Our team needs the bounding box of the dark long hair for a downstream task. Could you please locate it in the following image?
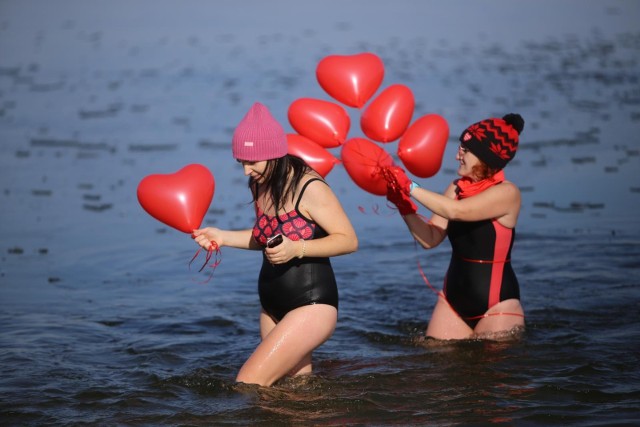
[248,155,313,213]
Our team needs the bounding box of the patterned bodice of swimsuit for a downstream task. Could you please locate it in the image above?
[253,208,317,245]
[252,178,326,246]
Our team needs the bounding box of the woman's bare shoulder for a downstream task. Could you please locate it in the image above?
[500,180,521,196]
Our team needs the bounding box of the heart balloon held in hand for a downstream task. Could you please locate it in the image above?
[137,164,215,233]
[341,138,394,196]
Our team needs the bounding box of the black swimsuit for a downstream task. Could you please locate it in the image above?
[444,218,520,328]
[253,178,338,321]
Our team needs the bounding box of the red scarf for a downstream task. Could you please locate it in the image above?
[456,170,505,199]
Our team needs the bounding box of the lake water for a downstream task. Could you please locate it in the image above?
[1,0,639,425]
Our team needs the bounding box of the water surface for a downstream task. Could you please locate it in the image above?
[1,1,639,425]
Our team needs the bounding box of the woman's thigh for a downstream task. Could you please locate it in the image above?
[474,298,525,336]
[237,304,337,386]
[260,310,276,339]
[426,297,474,340]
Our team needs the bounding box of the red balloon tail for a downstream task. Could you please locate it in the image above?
[189,240,222,284]
[356,203,381,215]
[384,200,404,216]
[357,203,395,217]
[413,239,440,296]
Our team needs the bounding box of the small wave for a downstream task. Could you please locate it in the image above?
[127,143,177,152]
[30,138,116,153]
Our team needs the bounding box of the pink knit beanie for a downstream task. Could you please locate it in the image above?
[232,102,287,161]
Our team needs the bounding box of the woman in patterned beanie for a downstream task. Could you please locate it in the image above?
[386,113,526,340]
[193,102,357,385]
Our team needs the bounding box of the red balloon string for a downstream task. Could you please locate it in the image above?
[356,203,395,216]
[377,166,407,216]
[412,235,525,321]
[346,141,386,170]
[355,165,401,216]
[189,240,222,283]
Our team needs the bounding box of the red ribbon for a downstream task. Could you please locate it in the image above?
[189,240,222,283]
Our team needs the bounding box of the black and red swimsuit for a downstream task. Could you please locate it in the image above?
[253,178,338,321]
[444,218,520,328]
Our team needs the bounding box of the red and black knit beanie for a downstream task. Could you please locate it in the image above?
[459,113,525,170]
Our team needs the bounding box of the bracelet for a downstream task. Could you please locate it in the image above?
[298,239,306,259]
[409,181,420,194]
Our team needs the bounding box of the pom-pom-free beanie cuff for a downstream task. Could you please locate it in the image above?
[232,102,287,161]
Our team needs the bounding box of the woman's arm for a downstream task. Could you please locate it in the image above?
[411,180,521,225]
[400,182,455,249]
[192,227,261,251]
[294,179,358,258]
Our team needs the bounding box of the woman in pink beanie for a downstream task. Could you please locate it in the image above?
[193,102,358,386]
[386,113,526,341]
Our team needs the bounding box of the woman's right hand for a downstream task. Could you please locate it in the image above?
[192,227,222,250]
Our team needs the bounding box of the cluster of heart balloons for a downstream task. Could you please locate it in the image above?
[137,52,450,233]
[287,52,450,195]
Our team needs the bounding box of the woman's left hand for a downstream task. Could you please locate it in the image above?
[264,235,302,264]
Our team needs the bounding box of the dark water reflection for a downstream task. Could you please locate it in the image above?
[1,0,640,425]
[4,232,638,425]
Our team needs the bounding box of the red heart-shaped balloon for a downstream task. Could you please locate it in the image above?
[137,164,215,233]
[341,138,394,195]
[361,84,415,143]
[286,133,340,178]
[316,53,385,108]
[398,114,449,178]
[288,98,350,148]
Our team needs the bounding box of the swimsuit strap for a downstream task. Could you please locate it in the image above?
[254,178,325,210]
[294,178,326,212]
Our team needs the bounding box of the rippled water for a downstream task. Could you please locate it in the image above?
[1,1,639,425]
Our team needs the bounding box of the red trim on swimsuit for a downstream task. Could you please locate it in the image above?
[488,220,512,308]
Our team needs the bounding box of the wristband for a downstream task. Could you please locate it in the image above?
[409,181,420,194]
